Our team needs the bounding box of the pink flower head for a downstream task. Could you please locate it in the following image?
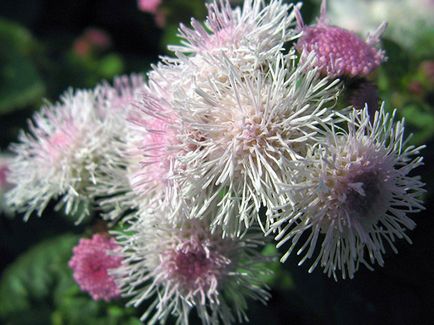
[180,1,241,53]
[69,234,122,301]
[158,222,232,303]
[116,214,271,323]
[73,28,111,57]
[172,0,297,60]
[128,87,181,198]
[295,0,386,77]
[96,74,145,119]
[138,0,161,14]
[42,120,79,164]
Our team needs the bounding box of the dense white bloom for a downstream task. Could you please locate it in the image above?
[95,74,145,119]
[175,53,340,236]
[124,0,305,217]
[161,0,301,100]
[7,90,102,220]
[91,75,146,221]
[114,207,270,324]
[125,73,189,215]
[171,0,300,59]
[5,80,145,222]
[272,105,425,279]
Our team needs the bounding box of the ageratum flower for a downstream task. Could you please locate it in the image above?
[7,90,106,221]
[115,207,271,324]
[163,0,301,99]
[127,75,184,206]
[176,53,340,236]
[295,0,386,78]
[172,0,299,58]
[272,105,425,279]
[69,234,122,301]
[91,75,146,221]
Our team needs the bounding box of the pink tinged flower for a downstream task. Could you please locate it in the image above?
[174,53,340,236]
[272,105,425,280]
[90,74,145,211]
[158,230,230,304]
[96,74,145,118]
[6,90,105,221]
[138,0,161,14]
[128,88,180,199]
[295,0,386,78]
[115,212,271,324]
[42,121,79,164]
[69,234,122,301]
[171,0,298,58]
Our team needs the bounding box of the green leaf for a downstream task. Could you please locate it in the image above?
[0,233,141,324]
[259,244,295,290]
[400,104,434,145]
[0,19,44,114]
[0,55,45,113]
[160,24,182,53]
[97,54,124,79]
[0,18,34,53]
[0,234,78,318]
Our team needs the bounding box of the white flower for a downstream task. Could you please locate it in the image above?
[114,206,271,325]
[124,1,306,219]
[126,74,184,206]
[272,105,425,279]
[6,86,133,222]
[175,53,340,236]
[159,0,301,100]
[171,0,300,59]
[91,75,146,221]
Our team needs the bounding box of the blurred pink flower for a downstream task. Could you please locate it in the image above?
[421,60,434,85]
[69,234,122,301]
[73,28,111,57]
[138,0,161,14]
[154,9,166,28]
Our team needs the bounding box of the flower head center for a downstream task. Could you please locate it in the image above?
[174,248,211,280]
[345,170,388,222]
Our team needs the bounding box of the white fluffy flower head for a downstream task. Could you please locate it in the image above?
[172,0,300,58]
[115,207,271,324]
[7,90,109,220]
[273,105,425,279]
[176,53,340,235]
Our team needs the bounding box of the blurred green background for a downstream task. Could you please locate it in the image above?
[0,0,433,324]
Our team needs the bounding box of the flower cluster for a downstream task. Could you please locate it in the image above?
[5,0,426,324]
[69,234,122,301]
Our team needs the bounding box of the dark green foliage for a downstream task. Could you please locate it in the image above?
[0,19,45,114]
[0,234,141,325]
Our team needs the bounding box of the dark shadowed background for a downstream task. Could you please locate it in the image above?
[1,1,433,324]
